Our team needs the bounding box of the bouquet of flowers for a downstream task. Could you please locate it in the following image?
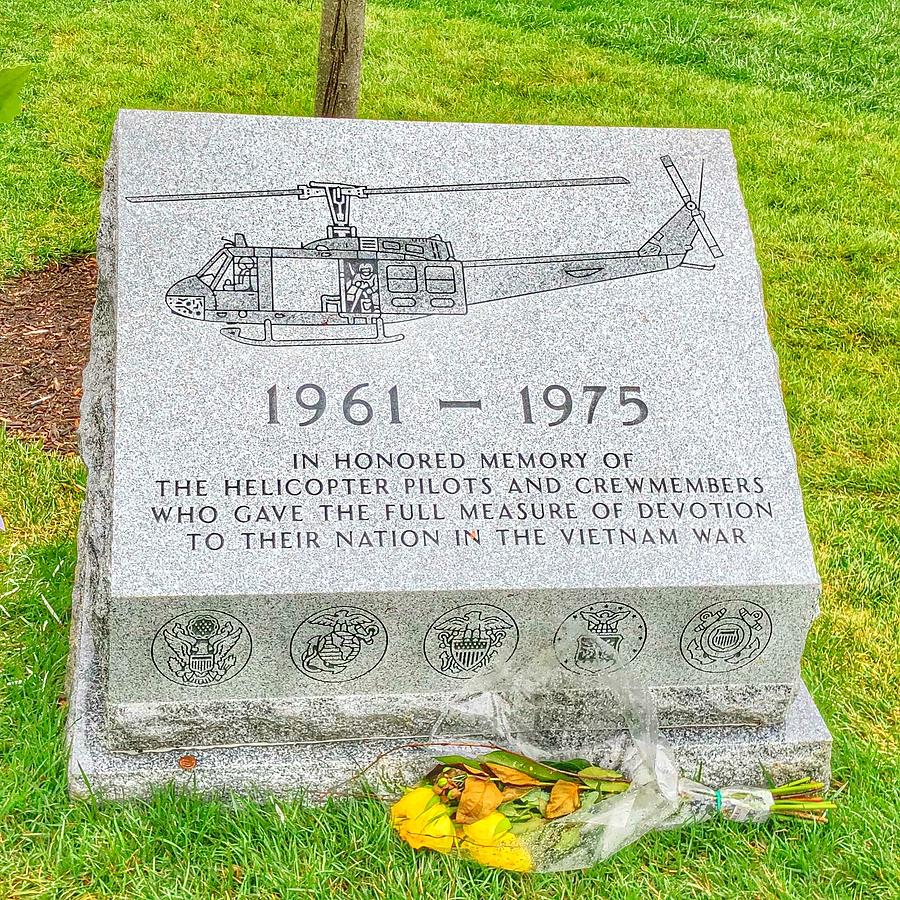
[390,747,833,872]
[382,648,833,872]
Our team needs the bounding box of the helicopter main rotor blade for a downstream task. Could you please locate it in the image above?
[126,188,307,203]
[661,156,692,204]
[127,177,627,203]
[364,177,629,196]
[659,155,723,259]
[695,213,723,258]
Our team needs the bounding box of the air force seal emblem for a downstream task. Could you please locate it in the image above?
[554,601,647,674]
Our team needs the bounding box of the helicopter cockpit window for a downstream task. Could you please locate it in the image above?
[197,251,229,287]
[221,256,258,292]
[425,265,456,294]
[386,264,418,293]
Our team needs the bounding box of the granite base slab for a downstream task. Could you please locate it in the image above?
[68,608,831,800]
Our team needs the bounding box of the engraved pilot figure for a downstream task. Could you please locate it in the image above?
[345,262,379,315]
[234,258,256,291]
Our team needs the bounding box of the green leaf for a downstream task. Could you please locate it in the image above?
[482,750,575,783]
[554,824,584,854]
[510,817,544,835]
[0,66,30,124]
[434,754,484,773]
[541,757,592,773]
[518,788,549,815]
[497,801,522,819]
[577,765,627,781]
[586,778,630,794]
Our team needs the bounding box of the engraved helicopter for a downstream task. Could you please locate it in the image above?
[126,155,722,348]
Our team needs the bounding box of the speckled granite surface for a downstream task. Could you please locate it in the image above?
[66,112,830,797]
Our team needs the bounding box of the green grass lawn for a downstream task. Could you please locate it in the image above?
[1,0,899,896]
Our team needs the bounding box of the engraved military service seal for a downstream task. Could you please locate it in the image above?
[151,611,252,687]
[424,604,518,679]
[290,606,388,682]
[554,601,647,674]
[680,600,772,672]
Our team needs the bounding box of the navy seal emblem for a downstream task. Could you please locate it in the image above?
[424,604,518,678]
[151,611,251,686]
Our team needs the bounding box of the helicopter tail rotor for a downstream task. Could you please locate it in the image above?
[661,155,723,259]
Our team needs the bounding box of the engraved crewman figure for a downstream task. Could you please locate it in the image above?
[346,262,379,314]
[234,258,256,291]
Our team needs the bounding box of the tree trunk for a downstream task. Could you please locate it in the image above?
[314,0,366,118]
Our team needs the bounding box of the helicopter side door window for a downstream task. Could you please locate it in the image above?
[220,257,258,292]
[345,261,381,314]
[425,265,456,294]
[386,265,418,294]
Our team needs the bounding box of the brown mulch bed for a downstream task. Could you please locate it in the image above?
[0,256,96,454]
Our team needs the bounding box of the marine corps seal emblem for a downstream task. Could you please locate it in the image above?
[290,606,387,682]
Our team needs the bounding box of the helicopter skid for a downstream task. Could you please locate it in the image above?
[220,319,404,348]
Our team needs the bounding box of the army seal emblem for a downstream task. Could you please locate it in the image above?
[680,600,772,672]
[554,601,647,674]
[424,604,518,679]
[151,611,251,686]
[290,606,387,682]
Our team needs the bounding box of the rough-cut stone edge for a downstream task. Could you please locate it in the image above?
[729,141,822,615]
[66,117,118,733]
[104,681,801,752]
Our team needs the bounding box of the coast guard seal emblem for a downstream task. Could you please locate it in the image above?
[290,606,387,682]
[424,604,518,679]
[554,601,647,674]
[151,611,251,686]
[680,600,772,672]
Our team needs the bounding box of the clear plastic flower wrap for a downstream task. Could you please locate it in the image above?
[380,642,832,872]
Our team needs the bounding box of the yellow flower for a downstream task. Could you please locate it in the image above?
[463,835,534,872]
[391,787,456,855]
[390,786,436,825]
[461,811,512,844]
[460,811,534,872]
[399,809,456,854]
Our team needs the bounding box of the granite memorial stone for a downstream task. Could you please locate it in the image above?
[67,110,831,797]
